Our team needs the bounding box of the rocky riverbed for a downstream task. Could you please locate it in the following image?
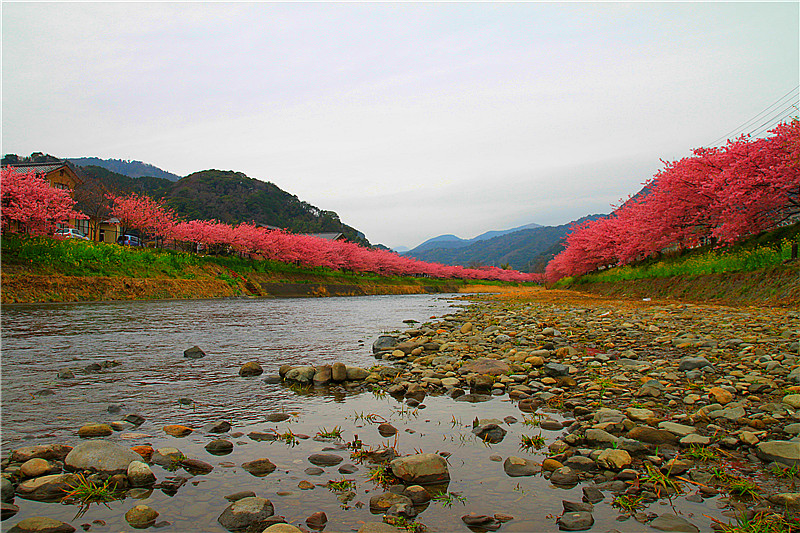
[2,288,800,533]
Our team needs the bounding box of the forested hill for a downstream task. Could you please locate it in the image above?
[76,166,369,246]
[68,157,181,182]
[404,215,603,272]
[164,170,368,245]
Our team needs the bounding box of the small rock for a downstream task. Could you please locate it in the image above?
[649,513,699,532]
[558,511,594,531]
[184,346,206,359]
[204,439,233,455]
[125,505,159,529]
[239,361,263,377]
[550,467,579,487]
[596,449,632,470]
[305,511,327,530]
[225,491,256,501]
[242,459,277,477]
[308,454,343,467]
[163,425,193,437]
[202,421,231,433]
[127,461,156,487]
[77,424,113,438]
[378,424,398,437]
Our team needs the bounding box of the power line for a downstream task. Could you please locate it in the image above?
[749,103,798,138]
[709,85,799,146]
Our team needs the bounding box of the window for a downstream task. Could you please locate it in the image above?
[52,182,68,190]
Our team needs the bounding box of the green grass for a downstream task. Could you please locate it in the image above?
[62,473,125,505]
[2,234,528,288]
[555,223,800,287]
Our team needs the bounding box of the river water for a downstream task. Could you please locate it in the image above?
[1,295,728,532]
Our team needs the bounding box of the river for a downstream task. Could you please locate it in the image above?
[1,294,727,532]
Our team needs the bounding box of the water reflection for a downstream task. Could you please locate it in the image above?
[1,294,460,448]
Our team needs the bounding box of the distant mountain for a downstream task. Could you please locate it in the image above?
[68,157,181,182]
[410,222,542,254]
[403,216,602,272]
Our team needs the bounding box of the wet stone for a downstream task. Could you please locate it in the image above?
[7,517,76,533]
[308,453,343,467]
[649,514,699,532]
[204,439,233,455]
[558,511,594,531]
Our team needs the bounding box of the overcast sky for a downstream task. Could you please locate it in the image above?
[3,3,798,249]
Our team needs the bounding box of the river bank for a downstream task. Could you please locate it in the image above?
[2,288,799,532]
[560,263,800,309]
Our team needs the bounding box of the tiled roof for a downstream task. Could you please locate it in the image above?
[3,163,65,175]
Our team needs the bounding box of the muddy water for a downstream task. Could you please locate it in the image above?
[1,295,729,532]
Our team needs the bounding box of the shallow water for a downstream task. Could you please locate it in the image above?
[1,295,729,532]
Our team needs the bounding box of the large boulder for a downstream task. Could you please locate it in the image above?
[756,441,800,467]
[65,441,141,475]
[285,366,315,383]
[12,445,72,463]
[390,453,450,485]
[373,336,399,354]
[503,456,541,477]
[649,514,699,532]
[346,366,369,381]
[16,474,81,502]
[217,497,274,532]
[7,517,76,533]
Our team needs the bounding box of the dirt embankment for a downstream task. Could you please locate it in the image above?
[0,264,513,304]
[564,263,800,308]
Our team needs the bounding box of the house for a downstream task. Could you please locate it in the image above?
[2,160,87,234]
[2,160,121,241]
[305,232,346,241]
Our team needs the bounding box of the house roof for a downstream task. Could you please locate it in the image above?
[306,232,344,241]
[3,161,82,183]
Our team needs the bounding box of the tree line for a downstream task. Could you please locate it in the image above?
[545,120,799,282]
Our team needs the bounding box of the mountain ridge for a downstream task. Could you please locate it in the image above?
[403,216,603,272]
[68,157,182,182]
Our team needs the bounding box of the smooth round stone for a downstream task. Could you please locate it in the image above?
[65,441,141,475]
[204,439,234,455]
[242,459,277,476]
[77,424,113,438]
[125,505,159,529]
[649,513,699,532]
[266,413,291,423]
[308,454,343,467]
[127,461,156,487]
[20,458,54,478]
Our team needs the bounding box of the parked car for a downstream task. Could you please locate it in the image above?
[117,234,143,246]
[55,228,89,240]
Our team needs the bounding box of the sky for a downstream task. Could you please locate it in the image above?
[3,3,798,250]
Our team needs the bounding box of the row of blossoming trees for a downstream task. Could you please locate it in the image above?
[106,194,538,282]
[545,121,800,283]
[0,167,87,235]
[0,167,537,283]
